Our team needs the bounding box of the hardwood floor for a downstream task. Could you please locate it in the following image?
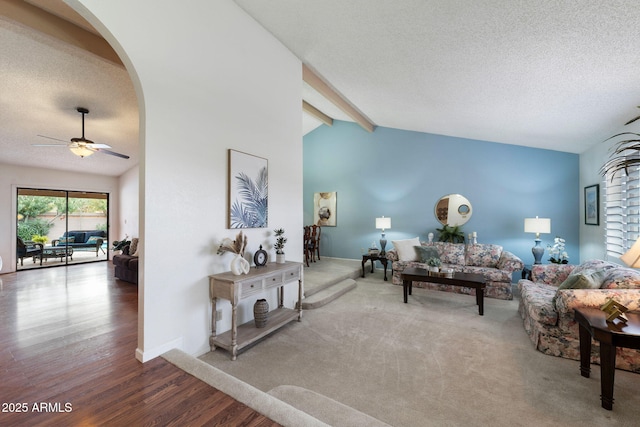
[0,262,280,426]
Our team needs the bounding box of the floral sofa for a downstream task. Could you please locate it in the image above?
[386,238,524,300]
[518,259,640,372]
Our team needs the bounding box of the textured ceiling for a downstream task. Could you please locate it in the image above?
[3,0,640,182]
[237,0,640,153]
[0,3,138,177]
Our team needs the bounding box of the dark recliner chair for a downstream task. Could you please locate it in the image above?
[17,238,43,266]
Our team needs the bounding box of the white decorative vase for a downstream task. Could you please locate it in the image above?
[230,254,250,275]
[276,253,286,264]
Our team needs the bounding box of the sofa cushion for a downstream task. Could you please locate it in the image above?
[391,237,421,261]
[465,244,503,268]
[86,235,100,244]
[601,268,640,289]
[571,259,618,275]
[415,245,439,263]
[67,231,86,243]
[429,242,465,265]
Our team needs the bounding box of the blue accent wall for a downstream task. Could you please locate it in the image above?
[304,121,580,277]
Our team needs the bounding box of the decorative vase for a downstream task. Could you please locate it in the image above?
[230,254,250,275]
[276,253,286,264]
[253,299,269,328]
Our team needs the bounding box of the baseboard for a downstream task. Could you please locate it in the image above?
[135,337,184,362]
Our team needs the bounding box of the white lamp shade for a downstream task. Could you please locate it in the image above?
[621,237,640,268]
[376,217,391,230]
[524,217,551,234]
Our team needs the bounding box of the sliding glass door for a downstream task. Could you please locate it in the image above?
[17,188,109,270]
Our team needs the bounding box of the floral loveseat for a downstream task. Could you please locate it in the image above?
[518,259,640,372]
[386,238,524,300]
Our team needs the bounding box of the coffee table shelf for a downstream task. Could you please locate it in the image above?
[401,267,486,315]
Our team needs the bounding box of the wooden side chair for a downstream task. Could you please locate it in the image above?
[311,225,321,261]
[303,226,316,267]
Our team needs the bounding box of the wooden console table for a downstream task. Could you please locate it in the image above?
[208,261,303,360]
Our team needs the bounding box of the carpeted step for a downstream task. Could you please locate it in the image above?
[267,385,391,427]
[300,278,356,310]
[304,260,361,298]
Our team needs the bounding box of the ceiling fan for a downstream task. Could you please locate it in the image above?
[34,107,130,159]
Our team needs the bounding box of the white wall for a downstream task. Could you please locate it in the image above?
[118,165,139,240]
[579,141,607,262]
[579,121,640,264]
[73,0,303,360]
[0,162,118,273]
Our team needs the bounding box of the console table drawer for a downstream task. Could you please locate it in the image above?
[240,279,263,297]
[264,272,284,288]
[284,268,301,282]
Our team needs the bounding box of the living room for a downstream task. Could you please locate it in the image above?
[0,0,638,398]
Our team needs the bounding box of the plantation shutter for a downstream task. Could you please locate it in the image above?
[605,160,640,259]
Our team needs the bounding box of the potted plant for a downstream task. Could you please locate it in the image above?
[427,257,441,272]
[548,236,569,264]
[112,235,131,253]
[274,228,287,264]
[601,106,640,178]
[435,224,465,243]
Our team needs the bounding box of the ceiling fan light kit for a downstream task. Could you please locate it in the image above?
[69,144,95,158]
[34,107,129,159]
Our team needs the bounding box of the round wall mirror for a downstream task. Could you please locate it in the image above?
[435,194,473,226]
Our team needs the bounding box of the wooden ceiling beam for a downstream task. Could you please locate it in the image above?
[303,100,333,127]
[0,0,123,67]
[302,64,375,133]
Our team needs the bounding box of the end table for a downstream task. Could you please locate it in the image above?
[574,307,640,410]
[361,253,388,281]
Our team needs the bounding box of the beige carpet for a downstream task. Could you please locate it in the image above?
[200,268,640,427]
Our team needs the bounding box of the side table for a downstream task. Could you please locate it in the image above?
[574,307,640,410]
[361,253,388,281]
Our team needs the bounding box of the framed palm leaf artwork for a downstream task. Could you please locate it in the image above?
[228,150,268,228]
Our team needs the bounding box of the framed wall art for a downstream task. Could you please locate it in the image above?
[584,184,599,226]
[228,149,268,228]
[314,192,337,226]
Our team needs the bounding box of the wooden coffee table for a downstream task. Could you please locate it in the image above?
[574,307,640,410]
[401,267,486,315]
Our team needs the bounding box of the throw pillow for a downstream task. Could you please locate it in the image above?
[553,269,607,306]
[415,245,440,263]
[129,238,139,255]
[58,236,75,244]
[86,236,100,244]
[392,237,421,261]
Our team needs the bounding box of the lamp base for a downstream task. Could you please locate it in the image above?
[380,233,387,255]
[532,238,544,264]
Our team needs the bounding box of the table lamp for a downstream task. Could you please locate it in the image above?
[376,216,391,255]
[524,216,551,264]
[621,237,640,267]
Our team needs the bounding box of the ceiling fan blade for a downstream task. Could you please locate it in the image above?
[90,143,112,149]
[37,134,68,143]
[96,148,130,159]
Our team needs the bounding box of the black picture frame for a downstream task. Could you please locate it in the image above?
[584,184,599,225]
